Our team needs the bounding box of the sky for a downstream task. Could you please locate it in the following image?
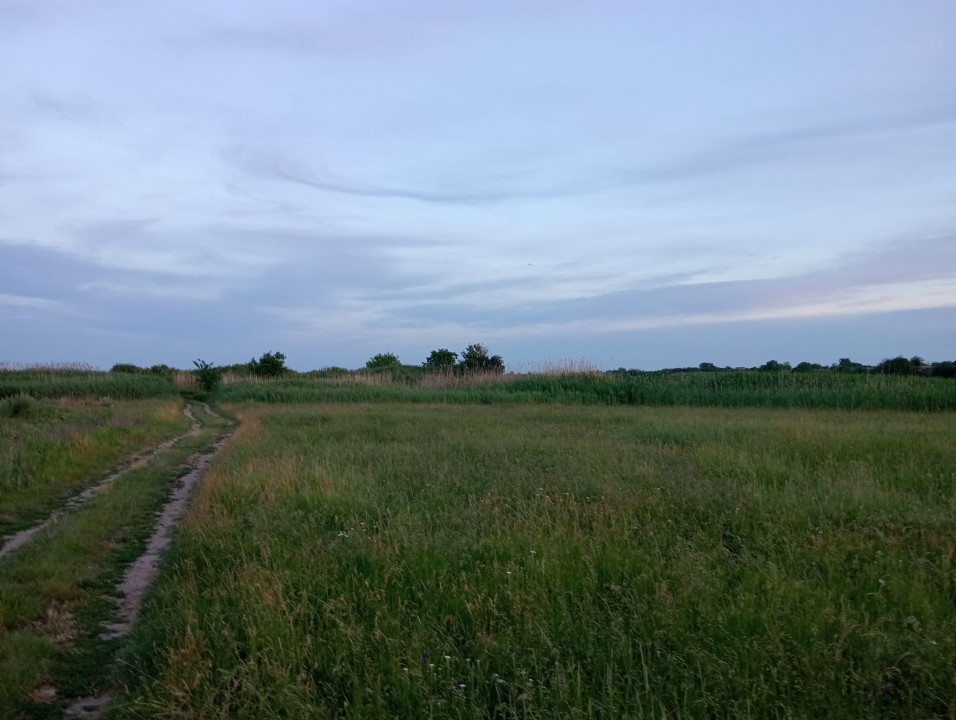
[1,0,954,371]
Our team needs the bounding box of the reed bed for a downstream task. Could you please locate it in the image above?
[0,367,177,400]
[214,370,956,411]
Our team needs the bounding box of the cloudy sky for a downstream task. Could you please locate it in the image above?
[2,1,954,371]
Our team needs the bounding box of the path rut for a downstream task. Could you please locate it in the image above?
[64,403,234,718]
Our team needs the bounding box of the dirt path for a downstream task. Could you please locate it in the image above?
[0,404,202,563]
[101,424,233,639]
[64,404,235,719]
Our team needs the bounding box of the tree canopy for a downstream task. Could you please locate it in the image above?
[459,343,504,373]
[424,348,458,370]
[249,351,288,377]
[366,352,401,370]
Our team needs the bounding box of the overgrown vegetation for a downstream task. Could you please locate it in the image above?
[115,403,956,719]
[213,369,956,411]
[0,397,189,536]
[0,367,177,400]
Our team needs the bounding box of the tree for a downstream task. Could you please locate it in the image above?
[424,348,458,371]
[793,361,822,373]
[366,352,401,370]
[698,362,718,372]
[931,360,956,378]
[875,356,918,375]
[193,359,221,392]
[835,358,862,373]
[249,351,288,377]
[759,360,791,372]
[459,343,504,373]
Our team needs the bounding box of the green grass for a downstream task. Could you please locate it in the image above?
[213,370,956,411]
[0,398,190,536]
[115,403,956,719]
[0,368,177,401]
[0,402,233,719]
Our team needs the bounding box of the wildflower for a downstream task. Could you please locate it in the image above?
[454,681,465,689]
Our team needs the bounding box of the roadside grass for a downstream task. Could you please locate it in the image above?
[213,370,956,411]
[0,398,190,536]
[116,403,956,719]
[0,403,233,719]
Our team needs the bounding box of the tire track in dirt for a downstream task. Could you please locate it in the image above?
[101,421,234,639]
[0,404,202,563]
[64,404,235,719]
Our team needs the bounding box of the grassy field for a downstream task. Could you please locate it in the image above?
[115,402,955,719]
[213,370,956,411]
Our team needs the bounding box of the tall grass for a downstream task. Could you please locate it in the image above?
[116,403,956,719]
[0,397,189,535]
[214,370,956,410]
[0,367,177,400]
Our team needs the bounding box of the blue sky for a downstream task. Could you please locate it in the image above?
[2,0,954,370]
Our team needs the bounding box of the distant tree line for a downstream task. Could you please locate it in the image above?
[109,350,956,384]
[612,356,956,378]
[364,343,505,374]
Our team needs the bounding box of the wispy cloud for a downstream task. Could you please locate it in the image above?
[0,292,78,317]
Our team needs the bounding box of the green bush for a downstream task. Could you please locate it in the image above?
[366,352,401,370]
[249,351,288,377]
[110,363,143,374]
[146,364,176,379]
[424,348,458,370]
[0,393,33,418]
[192,359,222,392]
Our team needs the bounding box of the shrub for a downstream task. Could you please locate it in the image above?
[423,349,458,371]
[0,392,33,418]
[931,361,956,378]
[110,363,143,374]
[193,359,222,392]
[366,353,401,370]
[249,351,288,377]
[147,364,176,379]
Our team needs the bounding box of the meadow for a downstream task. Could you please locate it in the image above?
[115,402,955,719]
[1,367,953,717]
